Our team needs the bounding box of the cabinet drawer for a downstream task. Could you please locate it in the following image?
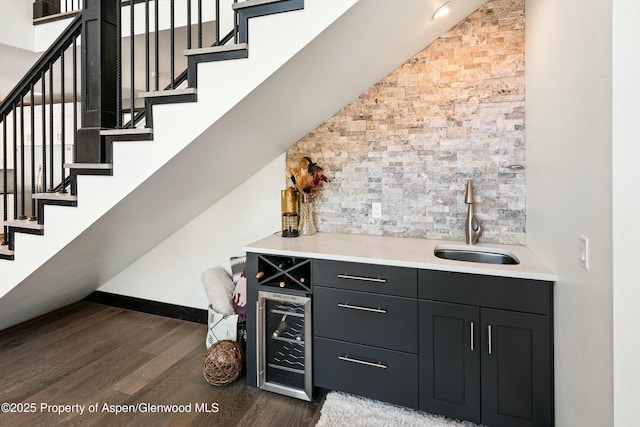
[314,286,417,353]
[314,337,418,409]
[313,260,416,297]
[419,270,552,315]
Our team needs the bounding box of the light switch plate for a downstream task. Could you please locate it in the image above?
[579,235,590,270]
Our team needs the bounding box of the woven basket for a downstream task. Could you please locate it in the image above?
[203,340,244,386]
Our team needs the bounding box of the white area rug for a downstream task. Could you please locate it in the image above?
[316,392,481,427]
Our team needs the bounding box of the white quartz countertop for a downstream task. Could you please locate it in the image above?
[244,232,556,282]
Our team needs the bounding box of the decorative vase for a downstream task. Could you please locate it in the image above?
[299,193,316,235]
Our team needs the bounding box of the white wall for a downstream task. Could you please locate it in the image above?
[612,1,640,426]
[525,1,613,426]
[0,0,73,52]
[97,153,285,308]
[0,0,35,51]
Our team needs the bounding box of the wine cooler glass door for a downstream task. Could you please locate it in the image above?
[257,291,312,401]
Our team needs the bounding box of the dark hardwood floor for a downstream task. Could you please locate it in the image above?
[0,302,324,426]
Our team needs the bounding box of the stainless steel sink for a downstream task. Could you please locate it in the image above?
[434,245,519,265]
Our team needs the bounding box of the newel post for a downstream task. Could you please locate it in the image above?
[76,0,118,163]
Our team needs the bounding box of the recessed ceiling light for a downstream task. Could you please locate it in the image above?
[433,1,451,20]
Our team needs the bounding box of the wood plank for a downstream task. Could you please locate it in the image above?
[0,302,324,426]
[111,325,205,395]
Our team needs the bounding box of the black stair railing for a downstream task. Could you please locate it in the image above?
[1,15,82,245]
[2,0,239,247]
[117,0,239,129]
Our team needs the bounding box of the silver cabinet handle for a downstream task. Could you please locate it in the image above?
[337,303,387,314]
[337,274,386,283]
[470,321,474,351]
[488,324,492,355]
[338,355,387,369]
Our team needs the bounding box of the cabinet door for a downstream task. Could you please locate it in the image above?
[481,308,552,427]
[419,300,480,424]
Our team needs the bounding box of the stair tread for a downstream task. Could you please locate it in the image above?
[139,88,197,99]
[233,0,289,10]
[184,43,248,57]
[4,219,44,230]
[0,244,14,259]
[65,163,113,169]
[32,193,78,201]
[101,128,153,136]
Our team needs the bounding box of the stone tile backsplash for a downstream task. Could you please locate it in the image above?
[286,0,525,245]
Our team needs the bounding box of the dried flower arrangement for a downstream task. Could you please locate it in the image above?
[288,156,329,194]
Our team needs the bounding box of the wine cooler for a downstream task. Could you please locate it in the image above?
[257,290,312,401]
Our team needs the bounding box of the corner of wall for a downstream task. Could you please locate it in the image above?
[612,1,640,425]
[525,0,613,426]
[97,153,286,309]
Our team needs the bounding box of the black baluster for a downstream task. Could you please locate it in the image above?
[30,84,36,220]
[170,0,175,88]
[234,0,239,44]
[73,37,78,164]
[49,62,54,193]
[198,0,202,48]
[215,0,219,45]
[19,97,26,219]
[60,49,67,193]
[187,0,192,50]
[12,105,17,219]
[116,0,122,128]
[145,0,150,92]
[41,71,46,194]
[2,116,7,242]
[155,0,159,91]
[130,0,135,127]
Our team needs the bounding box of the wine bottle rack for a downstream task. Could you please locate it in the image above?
[270,310,305,345]
[256,255,311,293]
[269,344,306,374]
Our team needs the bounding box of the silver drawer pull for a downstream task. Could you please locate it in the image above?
[470,321,475,351]
[337,274,387,283]
[338,355,387,369]
[337,303,387,314]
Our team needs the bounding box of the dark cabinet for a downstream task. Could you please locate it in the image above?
[419,270,553,427]
[419,300,481,423]
[247,250,554,427]
[481,308,552,427]
[313,260,419,408]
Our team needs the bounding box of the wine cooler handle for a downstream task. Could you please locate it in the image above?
[338,355,387,369]
[487,324,492,355]
[337,274,386,283]
[257,301,264,385]
[337,303,387,314]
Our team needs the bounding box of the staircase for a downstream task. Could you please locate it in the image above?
[0,0,487,330]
